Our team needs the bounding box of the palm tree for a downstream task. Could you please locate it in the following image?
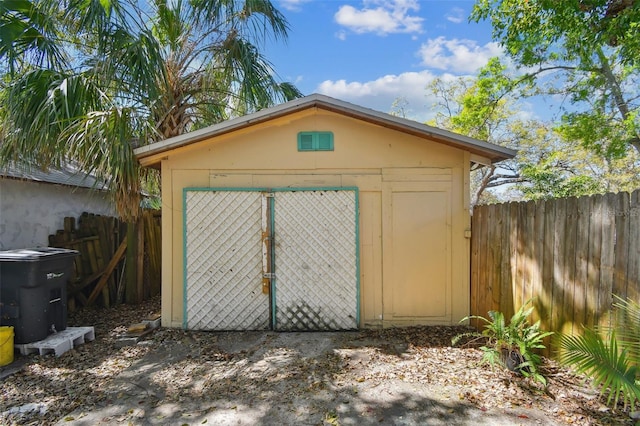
[0,0,301,220]
[558,296,640,411]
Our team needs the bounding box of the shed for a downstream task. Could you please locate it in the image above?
[135,94,515,330]
[0,163,114,250]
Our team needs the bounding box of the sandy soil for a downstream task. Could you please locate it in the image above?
[0,297,633,426]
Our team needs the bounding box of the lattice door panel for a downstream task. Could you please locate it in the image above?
[273,190,358,330]
[184,191,269,330]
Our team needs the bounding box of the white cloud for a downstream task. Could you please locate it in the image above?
[334,0,423,35]
[278,0,311,12]
[315,70,460,122]
[445,7,465,24]
[418,37,503,74]
[336,30,348,41]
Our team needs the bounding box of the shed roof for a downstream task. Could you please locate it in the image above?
[134,93,516,166]
[0,162,108,190]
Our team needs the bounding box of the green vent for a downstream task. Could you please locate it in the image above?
[297,132,334,151]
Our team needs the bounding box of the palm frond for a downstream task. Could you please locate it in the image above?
[1,0,299,221]
[191,0,289,42]
[0,0,69,74]
[559,327,640,410]
[612,295,640,366]
[1,69,102,166]
[62,106,153,220]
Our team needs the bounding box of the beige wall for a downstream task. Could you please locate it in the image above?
[156,108,471,328]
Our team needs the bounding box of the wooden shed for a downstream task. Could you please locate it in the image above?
[135,94,515,330]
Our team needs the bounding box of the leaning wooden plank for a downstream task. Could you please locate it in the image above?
[125,222,138,304]
[82,269,103,288]
[137,215,145,303]
[64,217,75,233]
[85,237,99,275]
[87,239,128,306]
[75,291,88,307]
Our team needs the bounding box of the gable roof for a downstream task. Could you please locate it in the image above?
[134,93,516,167]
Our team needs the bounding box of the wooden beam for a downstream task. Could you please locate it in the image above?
[87,239,127,306]
[137,215,145,303]
[125,221,137,304]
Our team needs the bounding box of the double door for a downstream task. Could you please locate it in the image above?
[184,188,359,331]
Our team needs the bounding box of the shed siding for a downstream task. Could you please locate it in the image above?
[160,109,471,328]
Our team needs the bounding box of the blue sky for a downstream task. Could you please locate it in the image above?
[264,0,503,122]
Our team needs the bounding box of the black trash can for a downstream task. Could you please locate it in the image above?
[0,247,78,344]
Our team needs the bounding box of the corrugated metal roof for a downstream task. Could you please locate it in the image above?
[0,162,109,190]
[134,93,517,166]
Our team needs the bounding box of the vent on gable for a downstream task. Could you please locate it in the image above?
[297,132,334,151]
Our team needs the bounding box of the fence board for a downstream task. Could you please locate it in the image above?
[540,199,555,332]
[485,204,496,315]
[508,202,519,319]
[585,196,602,329]
[514,203,526,310]
[613,192,630,298]
[628,191,640,303]
[599,194,616,328]
[550,198,566,337]
[471,189,640,352]
[523,201,536,307]
[573,196,590,334]
[490,204,502,312]
[470,202,481,325]
[499,203,513,318]
[532,200,545,325]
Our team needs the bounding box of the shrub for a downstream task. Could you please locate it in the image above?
[454,300,553,385]
[558,295,640,411]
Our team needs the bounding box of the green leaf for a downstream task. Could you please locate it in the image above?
[559,298,640,411]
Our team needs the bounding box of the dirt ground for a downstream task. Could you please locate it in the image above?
[0,297,635,425]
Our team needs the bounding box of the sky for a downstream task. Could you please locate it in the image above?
[264,0,504,123]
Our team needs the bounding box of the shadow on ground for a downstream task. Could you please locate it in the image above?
[50,329,559,426]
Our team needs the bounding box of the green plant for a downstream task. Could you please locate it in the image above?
[454,300,554,385]
[558,295,640,411]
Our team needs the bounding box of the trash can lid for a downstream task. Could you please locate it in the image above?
[0,247,80,261]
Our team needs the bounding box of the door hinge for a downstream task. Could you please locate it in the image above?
[263,273,276,279]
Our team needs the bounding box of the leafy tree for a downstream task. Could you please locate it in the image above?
[471,0,640,160]
[427,58,522,204]
[426,55,640,203]
[427,58,608,204]
[0,0,301,219]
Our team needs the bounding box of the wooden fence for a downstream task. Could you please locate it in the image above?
[471,190,640,349]
[50,210,161,310]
